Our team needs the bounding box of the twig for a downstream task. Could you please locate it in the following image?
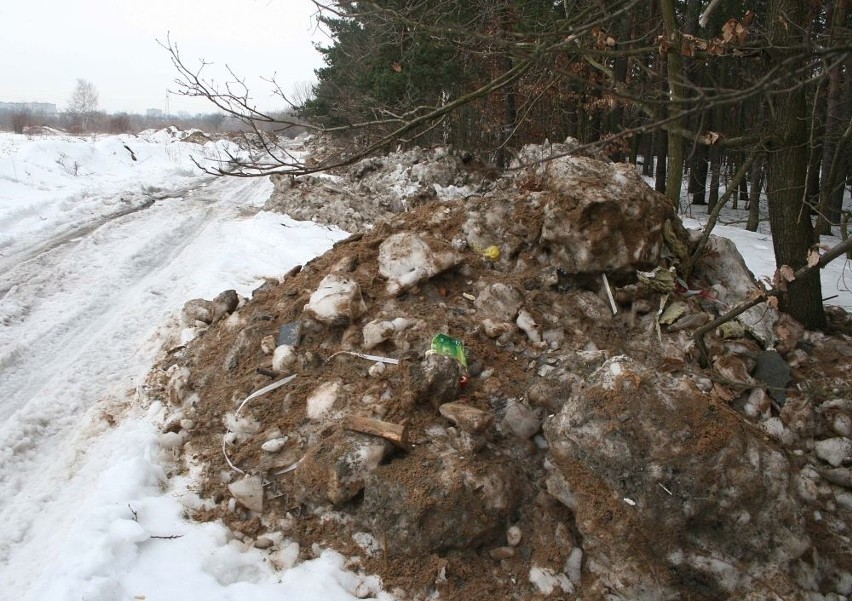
[602,273,618,315]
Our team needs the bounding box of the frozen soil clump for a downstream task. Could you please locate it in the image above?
[148,149,852,600]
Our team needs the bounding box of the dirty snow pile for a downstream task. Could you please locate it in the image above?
[265,143,495,232]
[0,129,394,601]
[147,144,852,600]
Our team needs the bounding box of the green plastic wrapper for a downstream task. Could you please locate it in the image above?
[430,333,467,367]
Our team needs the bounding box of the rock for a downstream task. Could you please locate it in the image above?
[481,318,516,340]
[753,350,791,406]
[262,438,287,453]
[306,380,342,420]
[254,536,275,549]
[408,354,461,408]
[439,402,494,433]
[820,399,852,438]
[272,344,297,373]
[503,400,540,439]
[362,320,396,350]
[815,438,852,467]
[181,298,214,326]
[368,362,386,378]
[260,335,277,355]
[564,547,583,585]
[544,356,809,599]
[212,289,240,321]
[303,274,367,326]
[358,451,520,555]
[378,232,462,295]
[228,475,264,513]
[474,283,524,322]
[536,156,671,274]
[516,309,542,345]
[294,431,391,505]
[506,525,522,546]
[489,546,515,560]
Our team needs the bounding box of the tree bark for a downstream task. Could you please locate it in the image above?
[765,0,826,329]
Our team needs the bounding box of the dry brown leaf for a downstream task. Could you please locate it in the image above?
[702,130,721,145]
[767,296,780,310]
[391,62,402,73]
[807,248,821,268]
[713,382,736,402]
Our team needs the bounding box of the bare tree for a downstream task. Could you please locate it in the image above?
[67,79,99,131]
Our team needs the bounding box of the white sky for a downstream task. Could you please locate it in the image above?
[0,0,326,115]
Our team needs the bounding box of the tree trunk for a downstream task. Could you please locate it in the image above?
[689,144,709,205]
[707,146,721,212]
[817,0,849,235]
[660,0,686,207]
[765,0,826,329]
[746,154,764,232]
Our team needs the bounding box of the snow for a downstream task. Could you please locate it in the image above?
[0,131,849,600]
[0,129,388,601]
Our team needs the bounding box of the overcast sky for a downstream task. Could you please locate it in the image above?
[0,0,325,115]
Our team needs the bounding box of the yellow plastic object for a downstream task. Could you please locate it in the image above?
[430,333,468,367]
[480,245,501,260]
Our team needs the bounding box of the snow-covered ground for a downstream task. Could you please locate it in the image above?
[0,130,388,601]
[1,131,849,601]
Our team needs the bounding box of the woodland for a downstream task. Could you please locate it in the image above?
[167,0,852,330]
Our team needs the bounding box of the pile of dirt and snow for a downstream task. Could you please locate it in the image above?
[146,147,852,600]
[264,144,497,232]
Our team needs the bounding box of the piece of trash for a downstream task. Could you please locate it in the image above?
[659,301,687,325]
[479,245,500,260]
[277,321,302,347]
[601,273,618,315]
[623,497,636,506]
[327,350,399,365]
[637,267,676,294]
[429,333,467,367]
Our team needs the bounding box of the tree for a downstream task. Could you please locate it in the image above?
[67,79,99,131]
[166,0,850,329]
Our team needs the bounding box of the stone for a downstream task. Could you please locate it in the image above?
[180,298,214,326]
[305,380,342,420]
[293,431,391,506]
[254,536,275,549]
[439,402,494,433]
[503,400,540,439]
[362,320,396,350]
[260,335,277,355]
[378,232,462,295]
[543,356,809,599]
[753,350,791,406]
[506,525,522,546]
[303,274,367,326]
[474,283,524,322]
[815,438,852,467]
[489,546,515,560]
[516,309,542,345]
[272,344,296,373]
[358,450,520,555]
[536,156,671,274]
[212,289,240,321]
[408,354,461,408]
[228,475,264,513]
[262,438,287,453]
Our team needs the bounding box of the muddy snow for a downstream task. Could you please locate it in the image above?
[143,141,852,600]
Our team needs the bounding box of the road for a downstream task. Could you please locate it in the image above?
[0,175,278,577]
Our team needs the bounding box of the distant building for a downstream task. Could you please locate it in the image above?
[146,108,164,118]
[0,101,58,116]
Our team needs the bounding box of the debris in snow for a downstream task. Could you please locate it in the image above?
[145,142,852,601]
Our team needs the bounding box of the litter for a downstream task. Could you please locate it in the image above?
[428,333,467,368]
